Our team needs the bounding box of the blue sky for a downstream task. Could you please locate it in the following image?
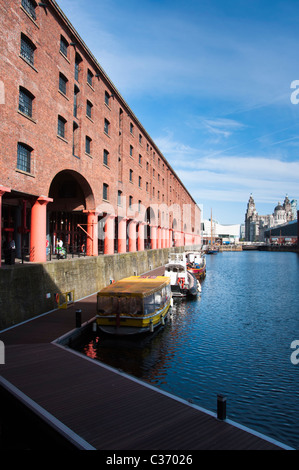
[57,0,299,225]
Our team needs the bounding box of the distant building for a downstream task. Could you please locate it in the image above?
[264,219,298,245]
[244,194,297,242]
[201,218,241,245]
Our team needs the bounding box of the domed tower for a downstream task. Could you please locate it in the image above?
[273,202,286,225]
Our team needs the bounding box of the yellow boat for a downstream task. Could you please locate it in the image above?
[96,275,172,335]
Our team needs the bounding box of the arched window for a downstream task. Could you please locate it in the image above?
[60,35,69,57]
[19,86,34,118]
[20,33,36,66]
[21,0,37,21]
[75,52,83,82]
[17,142,32,173]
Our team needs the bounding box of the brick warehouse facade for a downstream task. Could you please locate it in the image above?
[0,0,201,266]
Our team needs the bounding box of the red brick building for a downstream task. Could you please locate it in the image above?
[0,0,201,265]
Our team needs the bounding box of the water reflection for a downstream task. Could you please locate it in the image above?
[76,252,299,449]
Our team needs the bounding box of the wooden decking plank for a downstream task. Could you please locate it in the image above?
[0,342,287,450]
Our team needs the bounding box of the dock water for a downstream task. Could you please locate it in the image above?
[0,267,293,450]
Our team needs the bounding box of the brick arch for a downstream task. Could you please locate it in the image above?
[144,205,157,225]
[48,169,95,211]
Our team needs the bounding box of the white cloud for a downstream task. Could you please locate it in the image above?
[155,131,299,207]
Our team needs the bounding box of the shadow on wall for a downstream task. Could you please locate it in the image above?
[0,247,199,330]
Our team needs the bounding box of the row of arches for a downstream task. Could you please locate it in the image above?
[0,170,200,265]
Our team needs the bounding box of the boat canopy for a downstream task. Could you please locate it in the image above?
[97,275,170,298]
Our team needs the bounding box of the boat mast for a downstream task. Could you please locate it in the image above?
[211,209,213,246]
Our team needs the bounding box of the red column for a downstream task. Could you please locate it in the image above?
[0,186,11,267]
[157,227,162,249]
[161,228,165,248]
[118,217,127,253]
[104,214,115,255]
[151,225,157,249]
[128,219,137,252]
[137,222,145,252]
[169,229,173,248]
[30,196,53,263]
[85,211,99,257]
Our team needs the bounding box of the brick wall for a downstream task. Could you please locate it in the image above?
[0,0,201,240]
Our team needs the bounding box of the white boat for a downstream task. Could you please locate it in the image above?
[164,252,201,297]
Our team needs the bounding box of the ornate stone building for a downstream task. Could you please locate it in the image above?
[245,194,297,242]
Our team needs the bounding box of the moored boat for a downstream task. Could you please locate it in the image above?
[164,252,201,297]
[96,275,172,335]
[186,251,206,280]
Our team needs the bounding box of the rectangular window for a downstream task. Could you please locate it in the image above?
[87,69,93,86]
[57,116,66,138]
[139,154,142,165]
[104,118,110,135]
[20,34,35,66]
[130,122,134,134]
[130,145,133,157]
[21,0,37,21]
[59,73,68,95]
[139,134,142,144]
[105,91,110,106]
[60,36,68,57]
[118,190,122,206]
[85,136,91,154]
[103,149,109,166]
[17,143,31,173]
[129,169,133,182]
[129,196,133,208]
[139,176,142,188]
[75,53,82,82]
[103,183,108,201]
[74,85,79,118]
[73,122,79,157]
[19,88,33,117]
[86,100,93,119]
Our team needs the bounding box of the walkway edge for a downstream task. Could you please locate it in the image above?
[54,341,295,451]
[0,376,96,450]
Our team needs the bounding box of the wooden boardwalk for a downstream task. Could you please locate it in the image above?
[0,269,293,450]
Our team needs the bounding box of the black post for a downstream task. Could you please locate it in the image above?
[217,394,227,420]
[76,309,82,328]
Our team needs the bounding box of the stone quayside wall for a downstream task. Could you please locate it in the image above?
[0,246,199,330]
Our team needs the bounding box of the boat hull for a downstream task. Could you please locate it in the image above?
[171,272,198,297]
[97,300,171,336]
[187,266,206,280]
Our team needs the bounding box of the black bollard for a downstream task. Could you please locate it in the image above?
[76,309,82,328]
[217,394,227,420]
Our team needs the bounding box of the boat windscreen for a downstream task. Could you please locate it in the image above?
[97,295,143,316]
